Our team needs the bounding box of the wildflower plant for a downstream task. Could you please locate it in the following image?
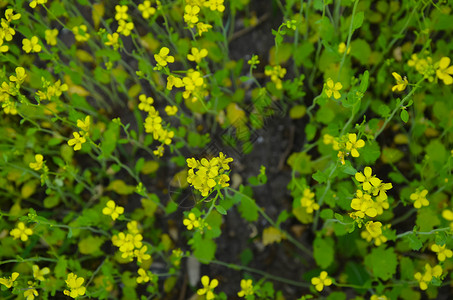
[0,0,452,299]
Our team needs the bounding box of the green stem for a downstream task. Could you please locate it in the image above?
[337,0,359,81]
[374,77,425,139]
[210,259,311,288]
[395,227,451,239]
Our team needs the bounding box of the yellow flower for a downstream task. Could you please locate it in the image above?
[183,212,200,230]
[154,47,174,69]
[431,244,453,262]
[68,132,86,151]
[32,265,50,281]
[115,5,129,21]
[325,78,342,99]
[24,286,38,300]
[187,47,208,63]
[72,25,90,42]
[0,272,19,288]
[370,296,387,300]
[29,0,47,8]
[165,105,178,116]
[64,273,86,298]
[10,222,33,241]
[197,276,219,300]
[5,9,21,22]
[414,264,442,290]
[136,268,150,284]
[436,57,453,85]
[204,0,225,12]
[351,190,377,218]
[196,22,213,36]
[166,75,183,90]
[102,200,125,220]
[355,167,381,191]
[338,42,350,54]
[138,94,154,112]
[391,72,408,92]
[265,65,286,90]
[22,36,41,53]
[409,189,429,209]
[138,1,156,19]
[311,271,332,292]
[29,154,44,171]
[365,221,382,238]
[134,245,151,263]
[9,67,27,85]
[184,5,200,27]
[77,116,91,132]
[45,29,58,46]
[237,279,254,297]
[345,133,365,157]
[0,39,9,53]
[117,20,134,36]
[105,33,120,50]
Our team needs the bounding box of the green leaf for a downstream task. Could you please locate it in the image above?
[320,209,334,219]
[215,205,227,215]
[352,11,364,31]
[360,141,381,164]
[100,121,120,158]
[400,256,415,280]
[312,170,328,183]
[54,257,67,278]
[350,39,371,65]
[364,246,397,281]
[237,193,259,222]
[435,231,448,246]
[78,236,104,256]
[344,261,371,292]
[359,70,369,93]
[334,213,344,221]
[313,236,334,269]
[405,233,423,251]
[416,208,440,232]
[400,109,409,123]
[192,234,217,264]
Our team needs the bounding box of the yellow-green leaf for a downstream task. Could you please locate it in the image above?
[262,227,286,246]
[289,105,306,119]
[78,236,104,255]
[107,179,136,195]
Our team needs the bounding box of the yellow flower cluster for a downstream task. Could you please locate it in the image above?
[324,133,365,164]
[68,116,91,151]
[113,5,134,37]
[0,67,28,115]
[166,69,208,102]
[0,272,19,289]
[186,152,233,197]
[137,268,156,284]
[361,221,389,246]
[140,93,175,157]
[112,221,151,263]
[183,0,223,35]
[35,78,68,101]
[350,167,392,221]
[414,263,442,290]
[0,9,20,53]
[183,212,211,233]
[265,65,286,90]
[300,188,319,214]
[408,53,453,84]
[63,273,86,298]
